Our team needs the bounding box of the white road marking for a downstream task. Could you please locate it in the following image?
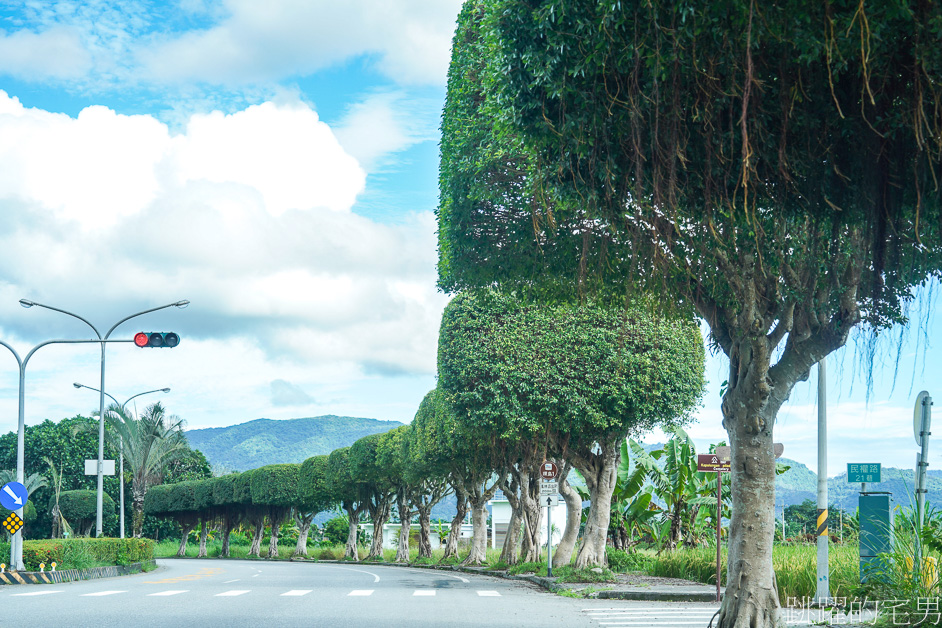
[583,606,719,627]
[281,590,312,596]
[406,568,469,583]
[223,579,240,583]
[148,590,188,596]
[348,590,374,596]
[252,574,260,577]
[413,590,436,596]
[215,590,250,597]
[477,590,501,596]
[11,590,61,596]
[329,566,381,583]
[81,591,126,597]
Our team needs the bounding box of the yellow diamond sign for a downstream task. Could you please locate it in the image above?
[2,513,23,534]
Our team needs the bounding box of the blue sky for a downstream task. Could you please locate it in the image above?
[0,0,938,479]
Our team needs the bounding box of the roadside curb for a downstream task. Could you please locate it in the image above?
[0,560,157,585]
[162,556,719,601]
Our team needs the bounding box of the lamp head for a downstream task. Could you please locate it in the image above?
[18,299,34,308]
[174,300,190,309]
[73,383,82,389]
[160,388,171,393]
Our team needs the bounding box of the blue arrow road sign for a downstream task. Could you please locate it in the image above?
[0,481,28,511]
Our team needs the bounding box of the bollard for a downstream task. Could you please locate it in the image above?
[51,562,57,572]
[0,563,5,573]
[39,563,45,572]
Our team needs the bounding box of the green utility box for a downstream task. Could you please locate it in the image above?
[859,493,893,582]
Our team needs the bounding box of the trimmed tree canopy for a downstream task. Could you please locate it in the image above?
[438,291,705,445]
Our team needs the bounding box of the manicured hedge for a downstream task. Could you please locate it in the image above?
[57,490,115,520]
[22,537,154,570]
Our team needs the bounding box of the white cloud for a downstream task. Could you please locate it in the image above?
[0,26,92,80]
[137,0,463,86]
[0,92,364,228]
[0,94,448,428]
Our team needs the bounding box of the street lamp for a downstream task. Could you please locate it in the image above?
[73,383,170,539]
[0,336,131,570]
[20,299,188,537]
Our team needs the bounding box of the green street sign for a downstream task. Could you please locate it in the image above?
[848,463,881,483]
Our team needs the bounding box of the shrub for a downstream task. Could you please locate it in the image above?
[21,537,154,570]
[606,547,652,573]
[321,516,348,546]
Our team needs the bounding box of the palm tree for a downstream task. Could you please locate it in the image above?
[104,401,193,537]
[43,457,73,538]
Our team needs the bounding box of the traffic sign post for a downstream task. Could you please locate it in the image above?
[697,454,727,602]
[914,391,933,584]
[0,482,27,512]
[540,462,559,578]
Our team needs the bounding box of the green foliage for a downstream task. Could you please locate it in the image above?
[321,516,349,546]
[22,537,153,570]
[250,464,300,508]
[299,455,333,513]
[57,490,115,522]
[0,416,121,539]
[605,548,652,574]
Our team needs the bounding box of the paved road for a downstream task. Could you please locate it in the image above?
[0,559,595,628]
[0,559,857,627]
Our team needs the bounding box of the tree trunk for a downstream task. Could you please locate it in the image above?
[221,516,234,557]
[344,505,360,560]
[268,511,286,558]
[248,514,265,557]
[441,486,468,562]
[499,508,521,565]
[519,471,543,564]
[395,492,411,563]
[716,402,785,628]
[462,500,489,566]
[572,439,619,568]
[294,511,314,557]
[176,520,194,557]
[554,466,582,568]
[198,518,209,558]
[417,505,433,559]
[132,483,146,538]
[50,505,60,539]
[368,500,390,559]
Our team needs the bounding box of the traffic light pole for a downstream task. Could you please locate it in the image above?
[20,299,188,537]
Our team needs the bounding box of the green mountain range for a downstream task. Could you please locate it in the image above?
[775,457,942,512]
[184,415,405,472]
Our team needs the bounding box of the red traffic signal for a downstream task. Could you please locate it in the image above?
[134,332,180,348]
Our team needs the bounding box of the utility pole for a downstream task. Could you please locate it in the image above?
[816,358,830,604]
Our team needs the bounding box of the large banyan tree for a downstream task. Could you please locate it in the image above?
[439,1,942,626]
[438,291,704,567]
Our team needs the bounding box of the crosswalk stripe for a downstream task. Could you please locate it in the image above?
[215,590,250,597]
[11,590,61,596]
[148,590,189,596]
[81,591,126,596]
[477,590,501,597]
[413,590,436,596]
[348,590,373,596]
[281,590,312,596]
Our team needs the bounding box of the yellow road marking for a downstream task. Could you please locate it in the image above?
[145,567,225,584]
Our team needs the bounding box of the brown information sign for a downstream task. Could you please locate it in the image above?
[697,454,730,473]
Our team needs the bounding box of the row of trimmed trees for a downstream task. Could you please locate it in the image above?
[146,292,706,568]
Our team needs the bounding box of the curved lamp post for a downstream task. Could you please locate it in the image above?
[20,298,188,537]
[73,383,170,539]
[0,337,131,570]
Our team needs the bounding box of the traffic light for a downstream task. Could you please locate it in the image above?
[134,332,180,348]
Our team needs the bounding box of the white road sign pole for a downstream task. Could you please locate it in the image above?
[914,391,932,580]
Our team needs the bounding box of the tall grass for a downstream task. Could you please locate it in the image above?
[650,543,860,602]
